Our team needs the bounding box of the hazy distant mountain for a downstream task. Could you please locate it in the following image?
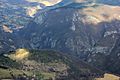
[97,0,120,6]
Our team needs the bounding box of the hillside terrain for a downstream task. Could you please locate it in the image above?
[0,0,120,79]
[21,2,120,76]
[0,49,104,80]
[95,73,120,80]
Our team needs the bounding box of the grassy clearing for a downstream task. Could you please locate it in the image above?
[95,73,120,80]
[0,68,11,79]
[42,72,56,79]
[0,68,33,79]
[0,68,56,80]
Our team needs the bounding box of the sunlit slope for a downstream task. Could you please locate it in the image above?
[82,4,120,24]
[26,0,62,6]
[7,49,29,60]
[96,73,120,80]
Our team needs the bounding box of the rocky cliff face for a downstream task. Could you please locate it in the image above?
[21,3,120,58]
[1,0,120,53]
[107,37,120,74]
[87,35,120,75]
[19,2,120,75]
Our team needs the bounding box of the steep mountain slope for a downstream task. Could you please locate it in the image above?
[1,0,119,53]
[19,2,120,75]
[88,35,120,75]
[107,37,120,75]
[0,0,120,77]
[0,49,104,80]
[21,3,120,57]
